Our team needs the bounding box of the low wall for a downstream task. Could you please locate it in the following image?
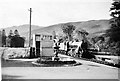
[0,47,30,60]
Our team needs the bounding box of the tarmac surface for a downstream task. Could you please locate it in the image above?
[1,54,119,79]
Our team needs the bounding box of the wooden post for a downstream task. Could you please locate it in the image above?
[29,8,32,47]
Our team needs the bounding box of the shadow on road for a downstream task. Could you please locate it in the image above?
[1,60,34,67]
[2,74,22,79]
[87,64,100,67]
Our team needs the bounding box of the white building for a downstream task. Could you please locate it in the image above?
[32,33,54,57]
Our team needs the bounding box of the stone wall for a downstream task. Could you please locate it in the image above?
[0,47,30,60]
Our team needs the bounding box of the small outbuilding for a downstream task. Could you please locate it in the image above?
[30,33,54,58]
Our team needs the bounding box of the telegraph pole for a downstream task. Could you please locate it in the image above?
[29,8,32,47]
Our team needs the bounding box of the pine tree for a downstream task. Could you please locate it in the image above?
[1,29,7,47]
[14,29,20,37]
[106,0,120,55]
[8,30,14,38]
[107,1,120,42]
[0,30,2,47]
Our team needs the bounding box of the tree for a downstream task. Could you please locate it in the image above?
[107,1,120,42]
[6,30,14,47]
[62,23,76,41]
[106,0,120,55]
[110,0,120,18]
[11,36,25,47]
[1,29,7,47]
[8,30,14,37]
[75,29,89,41]
[14,29,20,37]
[0,30,2,47]
[52,31,56,39]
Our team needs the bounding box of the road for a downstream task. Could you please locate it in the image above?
[1,54,119,79]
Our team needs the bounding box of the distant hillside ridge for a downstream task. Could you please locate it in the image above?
[26,19,110,38]
[0,24,43,36]
[1,19,110,40]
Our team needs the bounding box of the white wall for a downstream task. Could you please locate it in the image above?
[0,47,30,60]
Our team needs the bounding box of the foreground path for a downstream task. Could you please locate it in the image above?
[2,54,119,79]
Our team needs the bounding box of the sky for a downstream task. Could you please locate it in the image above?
[0,0,113,29]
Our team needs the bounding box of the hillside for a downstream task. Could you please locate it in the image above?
[0,24,43,36]
[1,19,110,41]
[23,19,110,39]
[68,20,110,37]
